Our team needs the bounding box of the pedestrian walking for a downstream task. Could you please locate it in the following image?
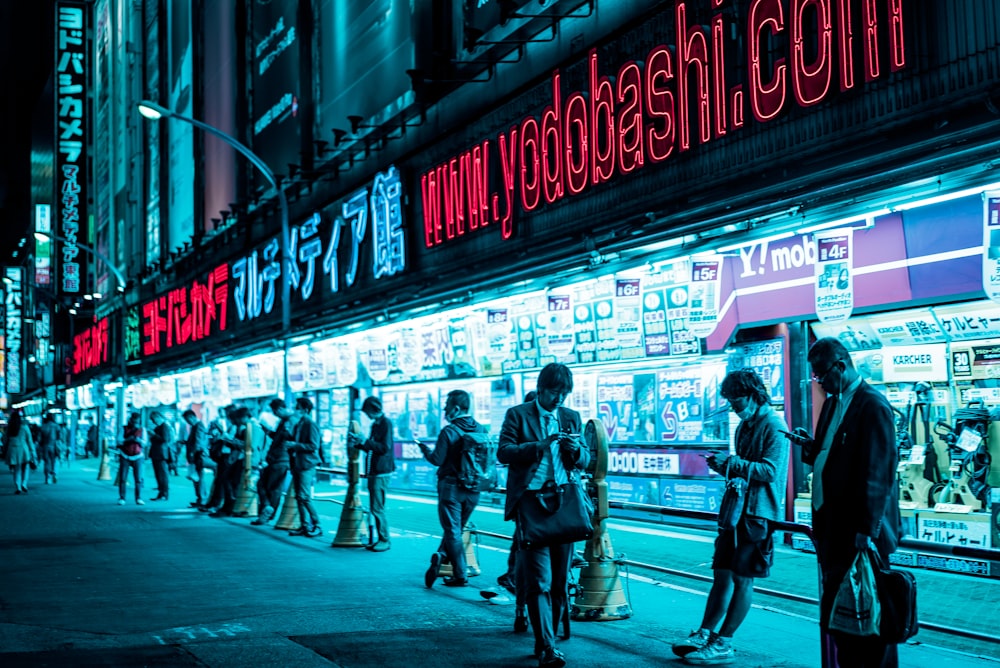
[252,399,293,526]
[420,389,490,588]
[117,413,146,506]
[182,409,210,507]
[4,409,37,494]
[350,396,395,552]
[148,411,175,501]
[39,414,61,484]
[794,337,902,667]
[498,363,589,668]
[672,368,790,665]
[286,397,323,538]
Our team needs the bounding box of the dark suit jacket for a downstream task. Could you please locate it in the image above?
[498,402,590,522]
[802,380,901,620]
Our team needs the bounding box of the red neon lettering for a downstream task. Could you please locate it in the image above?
[676,2,712,151]
[564,92,589,194]
[888,0,905,71]
[498,127,519,239]
[142,297,167,357]
[420,170,441,248]
[519,117,541,212]
[792,0,833,107]
[862,0,879,81]
[467,142,490,230]
[139,265,228,358]
[541,72,565,204]
[837,0,855,91]
[211,264,229,332]
[589,50,616,185]
[749,0,787,122]
[445,158,460,239]
[167,287,191,349]
[711,12,728,137]
[616,61,644,174]
[644,45,675,163]
[72,318,109,374]
[456,151,471,236]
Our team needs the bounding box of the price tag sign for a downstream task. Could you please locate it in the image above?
[956,427,982,453]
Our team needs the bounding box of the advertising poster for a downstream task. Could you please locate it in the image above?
[633,374,657,442]
[287,348,308,390]
[484,308,513,367]
[515,310,540,369]
[594,298,621,362]
[614,278,645,358]
[308,346,326,387]
[573,302,598,364]
[661,478,726,513]
[449,318,477,376]
[688,259,722,338]
[814,229,854,322]
[656,368,704,443]
[984,191,1000,302]
[935,300,1000,341]
[642,288,670,357]
[364,339,390,382]
[542,294,575,359]
[597,374,635,442]
[666,285,699,355]
[420,323,452,378]
[606,474,660,506]
[395,328,423,377]
[176,374,193,404]
[726,339,786,404]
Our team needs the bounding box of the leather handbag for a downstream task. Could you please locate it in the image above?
[518,479,594,550]
[870,549,919,642]
[717,459,747,531]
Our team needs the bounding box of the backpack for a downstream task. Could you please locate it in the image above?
[455,427,497,492]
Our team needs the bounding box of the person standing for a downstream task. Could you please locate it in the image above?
[498,363,590,668]
[4,409,37,494]
[39,414,61,485]
[350,396,395,552]
[182,410,210,507]
[285,397,323,537]
[420,389,489,588]
[252,399,293,525]
[672,369,790,665]
[797,337,902,667]
[117,413,146,506]
[148,411,175,501]
[202,405,236,513]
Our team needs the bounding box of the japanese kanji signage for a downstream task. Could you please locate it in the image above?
[814,229,854,323]
[4,267,23,394]
[140,264,229,357]
[55,2,89,295]
[983,190,1000,302]
[72,317,109,375]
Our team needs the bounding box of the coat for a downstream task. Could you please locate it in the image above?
[4,428,36,468]
[497,402,590,522]
[726,403,789,522]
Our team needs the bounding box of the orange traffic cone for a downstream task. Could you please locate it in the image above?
[332,422,366,547]
[96,438,112,481]
[273,487,301,531]
[231,468,259,517]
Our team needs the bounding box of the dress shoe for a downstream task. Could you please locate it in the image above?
[514,613,529,633]
[369,540,391,552]
[425,552,443,588]
[305,525,324,538]
[250,516,269,526]
[209,510,231,518]
[288,527,309,536]
[442,576,468,587]
[537,647,566,668]
[188,502,201,508]
[21,487,28,494]
[14,489,21,495]
[199,506,218,513]
[496,572,517,595]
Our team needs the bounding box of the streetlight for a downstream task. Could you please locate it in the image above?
[34,232,127,292]
[136,99,293,403]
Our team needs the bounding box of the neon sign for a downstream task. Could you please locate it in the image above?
[419,0,906,248]
[72,317,109,375]
[55,2,89,293]
[140,265,229,357]
[233,165,406,323]
[4,268,23,394]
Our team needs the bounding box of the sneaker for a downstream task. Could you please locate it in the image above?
[672,629,712,658]
[683,635,734,665]
[442,576,468,587]
[305,525,324,538]
[425,552,443,588]
[118,499,126,506]
[136,499,145,506]
[370,540,391,552]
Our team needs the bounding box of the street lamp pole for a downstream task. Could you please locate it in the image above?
[136,100,293,403]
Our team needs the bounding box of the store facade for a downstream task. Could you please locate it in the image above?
[64,2,1000,575]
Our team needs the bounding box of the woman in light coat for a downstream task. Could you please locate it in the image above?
[4,410,37,494]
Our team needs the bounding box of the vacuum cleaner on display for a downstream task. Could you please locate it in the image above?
[933,400,994,511]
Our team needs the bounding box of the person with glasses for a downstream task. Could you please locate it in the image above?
[793,337,902,667]
[673,368,789,665]
[498,363,590,668]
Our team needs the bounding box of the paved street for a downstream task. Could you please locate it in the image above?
[0,461,998,667]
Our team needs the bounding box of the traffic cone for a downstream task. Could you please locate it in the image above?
[438,523,481,578]
[273,488,301,531]
[96,438,111,481]
[231,467,259,517]
[332,422,366,547]
[570,483,632,621]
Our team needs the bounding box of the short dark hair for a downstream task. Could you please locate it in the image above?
[269,398,287,412]
[150,411,164,422]
[808,337,853,369]
[446,390,471,413]
[537,363,573,394]
[296,397,313,413]
[232,406,251,420]
[182,409,197,420]
[361,396,382,414]
[523,391,537,403]
[720,368,770,406]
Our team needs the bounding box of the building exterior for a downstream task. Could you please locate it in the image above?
[12,1,1000,575]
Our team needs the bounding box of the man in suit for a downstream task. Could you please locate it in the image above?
[499,363,590,668]
[285,397,324,538]
[795,337,902,667]
[148,411,175,501]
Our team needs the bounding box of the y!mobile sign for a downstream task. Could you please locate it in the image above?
[419,0,906,247]
[55,2,89,294]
